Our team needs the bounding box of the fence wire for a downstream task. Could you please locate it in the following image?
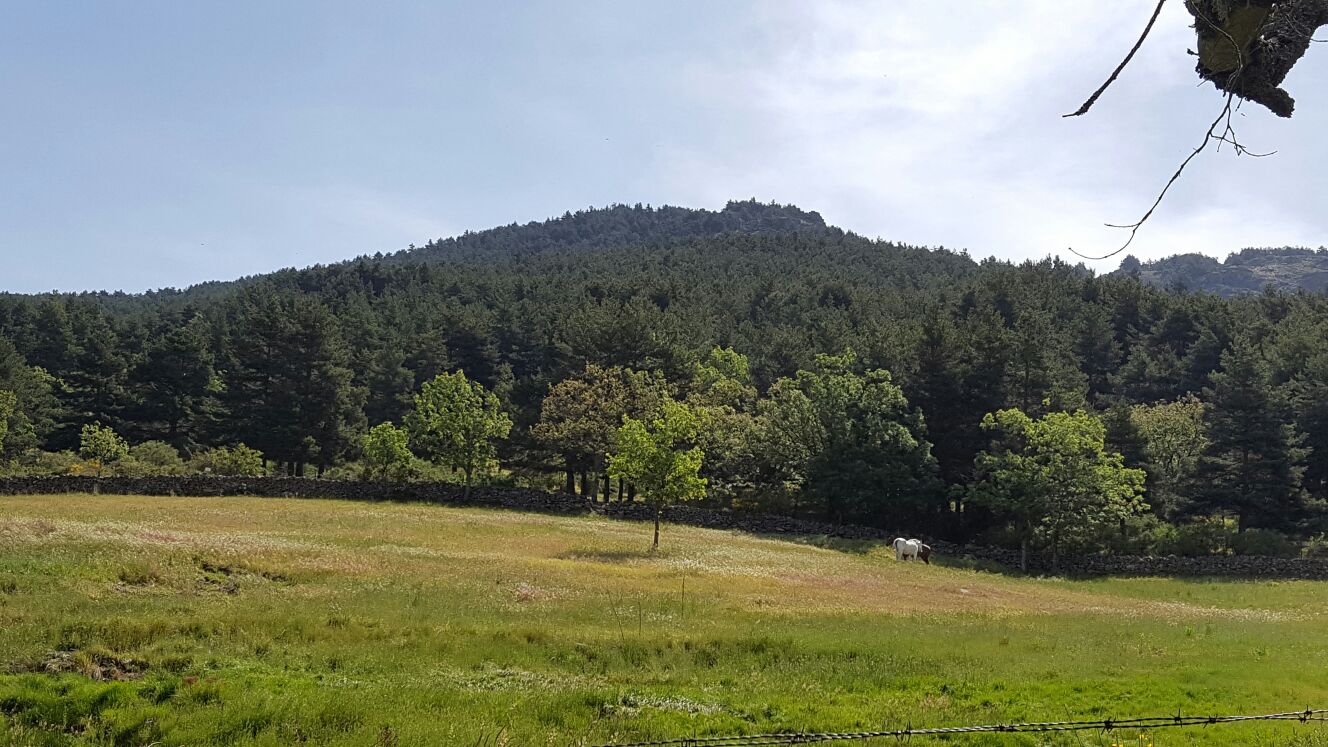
[588,708,1328,746]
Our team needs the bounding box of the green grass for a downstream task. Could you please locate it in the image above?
[3,495,1328,746]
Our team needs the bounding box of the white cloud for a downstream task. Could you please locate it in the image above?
[656,0,1327,271]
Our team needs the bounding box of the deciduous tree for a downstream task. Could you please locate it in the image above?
[361,422,415,482]
[608,397,707,550]
[1130,395,1208,520]
[79,423,128,477]
[971,409,1147,570]
[406,371,512,496]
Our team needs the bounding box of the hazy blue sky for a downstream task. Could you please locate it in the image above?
[3,1,1326,293]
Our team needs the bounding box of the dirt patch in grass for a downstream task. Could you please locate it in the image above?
[12,650,149,682]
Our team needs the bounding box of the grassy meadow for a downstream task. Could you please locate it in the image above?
[2,494,1328,746]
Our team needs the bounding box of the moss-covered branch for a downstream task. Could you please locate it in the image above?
[1188,0,1328,116]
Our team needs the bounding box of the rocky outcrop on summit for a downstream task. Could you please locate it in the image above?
[1114,248,1328,297]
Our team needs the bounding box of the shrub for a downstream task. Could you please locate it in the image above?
[116,442,186,477]
[79,424,129,477]
[1302,533,1328,558]
[1152,516,1236,556]
[1231,528,1299,557]
[13,449,85,476]
[190,444,266,477]
[361,423,415,482]
[1104,514,1168,555]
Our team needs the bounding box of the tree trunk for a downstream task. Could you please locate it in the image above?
[618,477,625,502]
[580,469,592,499]
[464,468,472,500]
[564,463,576,494]
[1019,536,1029,573]
[628,483,637,502]
[601,471,611,501]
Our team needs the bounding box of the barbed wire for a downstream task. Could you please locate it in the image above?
[588,708,1328,746]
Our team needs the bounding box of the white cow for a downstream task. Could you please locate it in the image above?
[892,537,920,561]
[892,537,933,564]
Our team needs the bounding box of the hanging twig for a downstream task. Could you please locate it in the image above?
[1067,2,1275,261]
[1064,0,1169,117]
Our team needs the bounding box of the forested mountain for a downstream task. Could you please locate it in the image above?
[1114,247,1328,296]
[385,200,829,264]
[4,201,829,311]
[3,199,1328,556]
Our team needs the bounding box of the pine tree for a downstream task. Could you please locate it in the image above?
[1289,352,1328,502]
[222,291,364,474]
[1197,341,1307,531]
[126,314,214,450]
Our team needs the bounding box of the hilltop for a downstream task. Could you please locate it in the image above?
[1115,247,1328,296]
[0,200,832,306]
[381,199,830,264]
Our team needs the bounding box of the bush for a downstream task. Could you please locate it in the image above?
[1152,516,1235,557]
[360,423,415,481]
[79,424,129,477]
[320,462,364,481]
[12,449,85,476]
[1231,528,1299,557]
[116,442,186,477]
[189,444,266,477]
[1302,533,1328,558]
[1104,514,1168,555]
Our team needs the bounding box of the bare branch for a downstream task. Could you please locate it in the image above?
[1067,2,1280,261]
[1067,94,1236,261]
[1065,0,1169,118]
[1065,0,1170,118]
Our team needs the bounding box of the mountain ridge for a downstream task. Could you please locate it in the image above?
[0,200,832,304]
[1113,247,1328,296]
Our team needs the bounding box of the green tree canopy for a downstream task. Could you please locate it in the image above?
[608,397,707,550]
[758,350,942,528]
[1197,340,1308,531]
[0,390,15,457]
[406,371,512,495]
[79,423,129,477]
[532,363,664,496]
[1130,395,1208,521]
[361,422,415,482]
[971,409,1147,570]
[0,337,60,458]
[1290,351,1328,502]
[222,290,364,474]
[690,346,757,411]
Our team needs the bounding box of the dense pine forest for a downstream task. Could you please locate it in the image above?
[3,200,1327,559]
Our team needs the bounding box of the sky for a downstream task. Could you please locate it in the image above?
[2,1,1326,294]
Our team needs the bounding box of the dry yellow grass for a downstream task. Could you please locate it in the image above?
[4,493,1328,746]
